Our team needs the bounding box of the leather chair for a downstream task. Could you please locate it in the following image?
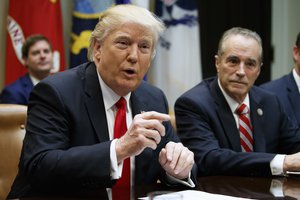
[0,104,27,199]
[170,113,177,130]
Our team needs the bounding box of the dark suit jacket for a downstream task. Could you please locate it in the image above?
[175,77,300,177]
[8,62,196,199]
[260,72,300,128]
[0,74,33,105]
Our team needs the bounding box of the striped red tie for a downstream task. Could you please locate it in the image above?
[112,97,130,200]
[236,103,254,152]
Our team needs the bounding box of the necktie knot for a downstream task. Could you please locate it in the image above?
[116,97,126,110]
[236,103,249,115]
[114,97,127,139]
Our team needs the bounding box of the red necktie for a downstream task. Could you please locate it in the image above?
[236,103,254,152]
[112,97,130,200]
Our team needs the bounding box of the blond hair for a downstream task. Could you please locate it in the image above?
[87,4,165,61]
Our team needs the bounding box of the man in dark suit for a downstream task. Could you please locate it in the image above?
[175,27,300,177]
[0,34,53,105]
[260,32,300,128]
[0,74,33,105]
[8,4,196,199]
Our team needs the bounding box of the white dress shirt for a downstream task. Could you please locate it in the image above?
[29,74,41,86]
[97,72,134,199]
[292,68,300,93]
[97,72,194,199]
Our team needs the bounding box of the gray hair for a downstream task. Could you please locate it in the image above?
[87,4,165,61]
[217,27,263,64]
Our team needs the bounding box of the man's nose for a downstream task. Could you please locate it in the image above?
[236,63,246,76]
[40,51,47,58]
[127,45,138,63]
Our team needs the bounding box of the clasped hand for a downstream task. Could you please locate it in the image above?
[115,111,194,179]
[283,152,300,172]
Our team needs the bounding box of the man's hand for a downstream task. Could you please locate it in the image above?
[115,111,170,162]
[159,142,194,180]
[283,152,300,172]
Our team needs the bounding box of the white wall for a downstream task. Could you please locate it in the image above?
[0,0,9,90]
[271,0,300,79]
[60,0,73,70]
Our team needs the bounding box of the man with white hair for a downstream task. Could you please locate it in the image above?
[8,4,196,200]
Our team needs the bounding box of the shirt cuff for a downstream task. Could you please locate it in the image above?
[270,154,286,176]
[110,139,123,179]
[166,172,195,188]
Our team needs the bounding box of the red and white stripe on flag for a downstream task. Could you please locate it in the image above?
[5,0,65,85]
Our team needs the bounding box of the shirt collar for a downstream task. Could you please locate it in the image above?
[292,68,300,93]
[217,78,250,113]
[29,74,40,86]
[97,71,131,111]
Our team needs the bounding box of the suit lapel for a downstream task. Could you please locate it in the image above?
[130,87,156,183]
[130,89,151,151]
[249,88,266,151]
[211,79,241,151]
[130,88,148,117]
[83,62,110,142]
[21,74,34,98]
[287,72,300,123]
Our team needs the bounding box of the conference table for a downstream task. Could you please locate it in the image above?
[196,176,300,200]
[16,176,300,200]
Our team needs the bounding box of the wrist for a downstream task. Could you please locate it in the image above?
[115,138,127,163]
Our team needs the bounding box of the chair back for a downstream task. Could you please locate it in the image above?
[0,104,27,199]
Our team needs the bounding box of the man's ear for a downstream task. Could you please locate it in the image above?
[215,55,220,73]
[292,45,299,62]
[93,40,101,60]
[22,57,29,68]
[256,65,261,78]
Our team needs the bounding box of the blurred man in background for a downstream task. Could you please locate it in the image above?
[0,34,53,105]
[261,32,300,128]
